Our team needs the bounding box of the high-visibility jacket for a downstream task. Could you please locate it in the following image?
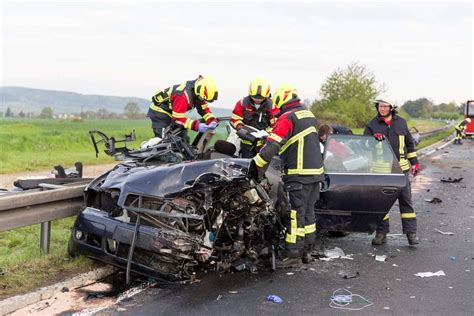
[454,119,468,132]
[364,115,418,172]
[231,96,275,131]
[253,100,324,182]
[148,79,216,131]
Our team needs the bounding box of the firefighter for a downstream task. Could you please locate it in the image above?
[253,84,324,268]
[147,75,219,141]
[364,100,419,246]
[454,118,472,144]
[231,77,275,158]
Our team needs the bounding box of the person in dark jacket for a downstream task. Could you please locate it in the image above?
[147,75,218,141]
[231,77,275,158]
[364,100,419,246]
[253,84,324,268]
[318,124,353,144]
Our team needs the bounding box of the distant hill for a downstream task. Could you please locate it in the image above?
[0,86,232,117]
[0,86,150,114]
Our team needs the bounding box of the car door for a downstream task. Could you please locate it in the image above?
[316,134,406,233]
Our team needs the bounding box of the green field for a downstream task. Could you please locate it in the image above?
[0,118,155,173]
[0,118,448,174]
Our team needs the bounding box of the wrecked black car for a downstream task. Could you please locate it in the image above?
[69,121,278,282]
[69,119,406,282]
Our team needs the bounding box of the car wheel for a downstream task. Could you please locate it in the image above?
[67,235,80,257]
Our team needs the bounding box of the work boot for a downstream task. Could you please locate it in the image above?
[302,244,314,264]
[275,257,303,269]
[407,233,419,246]
[302,252,312,264]
[371,232,387,245]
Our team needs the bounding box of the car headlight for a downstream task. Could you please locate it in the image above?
[75,230,83,240]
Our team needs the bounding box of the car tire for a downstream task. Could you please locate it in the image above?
[67,235,80,258]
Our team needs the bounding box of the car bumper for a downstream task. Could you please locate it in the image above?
[71,207,180,281]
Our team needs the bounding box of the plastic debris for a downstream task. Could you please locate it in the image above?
[229,291,238,294]
[338,271,359,279]
[435,228,454,235]
[424,197,442,204]
[392,264,399,267]
[216,294,222,301]
[286,272,294,276]
[320,247,353,261]
[415,270,446,278]
[329,288,373,311]
[440,177,463,183]
[267,295,284,304]
[343,272,360,279]
[450,256,457,261]
[375,255,387,262]
[410,296,416,299]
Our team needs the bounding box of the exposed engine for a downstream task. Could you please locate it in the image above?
[82,165,278,281]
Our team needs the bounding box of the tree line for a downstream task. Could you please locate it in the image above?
[0,102,146,120]
[311,62,464,128]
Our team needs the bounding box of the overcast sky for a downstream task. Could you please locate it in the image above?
[1,1,473,108]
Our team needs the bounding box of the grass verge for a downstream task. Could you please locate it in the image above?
[0,217,101,299]
[418,128,454,149]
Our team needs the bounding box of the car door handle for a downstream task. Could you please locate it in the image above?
[382,187,398,195]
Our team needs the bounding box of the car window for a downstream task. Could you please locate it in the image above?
[323,135,403,174]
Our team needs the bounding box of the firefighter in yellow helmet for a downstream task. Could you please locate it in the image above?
[454,117,472,144]
[231,77,275,158]
[253,84,324,268]
[147,75,218,141]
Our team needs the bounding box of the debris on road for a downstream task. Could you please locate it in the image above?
[329,288,373,311]
[229,291,238,294]
[320,247,354,261]
[440,177,463,183]
[449,256,457,261]
[425,197,443,204]
[216,294,222,301]
[286,272,294,276]
[338,271,360,279]
[434,228,454,235]
[414,270,446,278]
[266,295,284,304]
[375,255,387,262]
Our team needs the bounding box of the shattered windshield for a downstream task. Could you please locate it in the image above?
[323,135,403,174]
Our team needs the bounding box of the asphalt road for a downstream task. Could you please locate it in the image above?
[89,139,474,315]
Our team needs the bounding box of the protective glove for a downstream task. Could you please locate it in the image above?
[250,130,269,139]
[410,163,420,177]
[374,133,386,141]
[198,123,210,133]
[208,121,218,130]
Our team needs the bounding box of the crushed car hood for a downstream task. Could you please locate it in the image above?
[98,158,252,205]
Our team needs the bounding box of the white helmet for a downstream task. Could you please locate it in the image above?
[466,118,472,123]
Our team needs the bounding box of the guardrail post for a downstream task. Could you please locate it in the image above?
[40,221,51,254]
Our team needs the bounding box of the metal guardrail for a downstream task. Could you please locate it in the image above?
[419,124,453,139]
[0,182,88,253]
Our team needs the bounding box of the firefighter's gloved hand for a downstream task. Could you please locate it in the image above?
[374,133,386,141]
[250,130,269,139]
[208,121,218,130]
[198,123,211,133]
[410,163,420,177]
